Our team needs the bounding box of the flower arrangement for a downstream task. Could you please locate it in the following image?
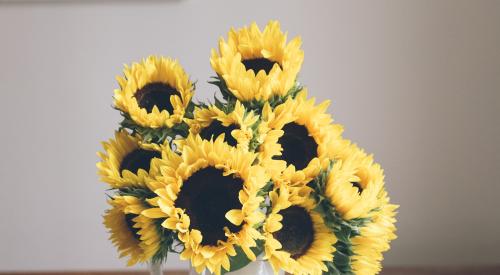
[97,21,397,275]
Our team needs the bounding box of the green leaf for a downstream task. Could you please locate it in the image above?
[221,240,264,274]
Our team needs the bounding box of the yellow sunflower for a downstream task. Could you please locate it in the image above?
[114,55,194,128]
[350,193,398,275]
[210,20,303,102]
[324,144,385,220]
[181,101,258,151]
[97,130,161,189]
[141,135,268,275]
[103,195,161,266]
[263,186,337,275]
[259,90,344,185]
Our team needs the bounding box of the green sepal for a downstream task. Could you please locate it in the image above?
[208,76,239,110]
[325,261,343,275]
[184,100,196,120]
[248,118,263,152]
[151,222,175,264]
[257,181,274,198]
[331,239,354,275]
[264,81,303,109]
[118,112,189,144]
[117,186,157,200]
[208,76,304,112]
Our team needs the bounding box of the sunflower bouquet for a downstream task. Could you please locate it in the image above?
[97,21,397,275]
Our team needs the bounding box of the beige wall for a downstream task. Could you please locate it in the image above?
[1,0,499,271]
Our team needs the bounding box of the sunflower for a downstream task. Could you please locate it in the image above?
[324,144,385,220]
[181,101,258,151]
[350,193,398,275]
[210,20,303,102]
[263,186,337,275]
[114,55,194,128]
[141,135,268,275]
[103,195,161,266]
[97,131,161,189]
[259,90,344,185]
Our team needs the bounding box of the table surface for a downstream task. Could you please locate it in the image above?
[2,267,500,275]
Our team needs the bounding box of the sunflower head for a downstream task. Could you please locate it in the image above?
[97,131,161,189]
[103,195,161,266]
[146,135,268,274]
[325,144,385,220]
[263,186,337,275]
[350,193,398,275]
[114,56,194,128]
[181,101,258,151]
[258,90,343,185]
[211,20,304,102]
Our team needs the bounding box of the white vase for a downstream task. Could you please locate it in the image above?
[188,259,283,275]
[149,262,163,275]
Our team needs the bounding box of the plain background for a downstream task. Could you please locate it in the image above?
[1,0,499,272]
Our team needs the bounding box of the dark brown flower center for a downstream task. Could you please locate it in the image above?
[242,58,280,74]
[175,167,243,246]
[199,120,238,146]
[120,149,161,174]
[351,182,363,194]
[134,82,180,113]
[273,206,314,259]
[273,122,318,170]
[124,213,141,240]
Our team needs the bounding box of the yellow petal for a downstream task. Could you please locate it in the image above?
[142,208,168,218]
[225,209,244,226]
